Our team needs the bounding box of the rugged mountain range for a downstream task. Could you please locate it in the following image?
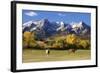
[23,19,90,39]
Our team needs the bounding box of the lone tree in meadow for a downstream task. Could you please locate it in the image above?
[65,34,79,52]
[23,31,37,48]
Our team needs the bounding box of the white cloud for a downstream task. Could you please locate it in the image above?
[58,13,66,16]
[25,11,37,16]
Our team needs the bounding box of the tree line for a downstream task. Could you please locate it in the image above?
[23,31,90,50]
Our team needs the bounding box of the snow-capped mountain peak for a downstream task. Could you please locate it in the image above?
[70,21,90,34]
[23,19,90,38]
[56,21,66,31]
[23,20,33,30]
[71,21,83,29]
[23,19,49,31]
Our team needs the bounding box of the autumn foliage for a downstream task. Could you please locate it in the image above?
[23,31,90,50]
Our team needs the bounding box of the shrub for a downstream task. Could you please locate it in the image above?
[78,39,90,49]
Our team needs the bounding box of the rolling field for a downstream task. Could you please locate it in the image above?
[22,49,91,63]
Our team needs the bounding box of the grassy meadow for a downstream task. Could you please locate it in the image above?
[22,49,91,63]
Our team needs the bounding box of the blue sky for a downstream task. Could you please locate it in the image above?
[22,10,91,26]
